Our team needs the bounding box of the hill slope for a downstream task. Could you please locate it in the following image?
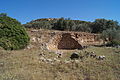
[0,29,120,80]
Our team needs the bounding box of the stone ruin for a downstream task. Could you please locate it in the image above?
[27,29,103,50]
[57,33,83,50]
[47,32,103,50]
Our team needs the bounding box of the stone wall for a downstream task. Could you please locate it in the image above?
[28,29,103,50]
[47,32,103,50]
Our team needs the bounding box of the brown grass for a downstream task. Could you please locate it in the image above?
[0,46,120,80]
[0,29,120,80]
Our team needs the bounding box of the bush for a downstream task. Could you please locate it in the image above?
[24,17,92,32]
[0,13,30,50]
[91,19,119,33]
[106,40,120,47]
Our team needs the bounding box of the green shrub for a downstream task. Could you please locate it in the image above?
[106,40,120,47]
[0,13,30,50]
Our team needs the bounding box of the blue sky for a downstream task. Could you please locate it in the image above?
[1,0,120,24]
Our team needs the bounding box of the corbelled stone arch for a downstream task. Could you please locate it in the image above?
[57,33,83,50]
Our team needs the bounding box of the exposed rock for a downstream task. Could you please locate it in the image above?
[64,60,71,64]
[90,52,96,58]
[0,62,4,67]
[70,52,79,60]
[31,37,36,42]
[96,55,106,60]
[31,29,39,32]
[79,55,84,59]
[90,54,97,58]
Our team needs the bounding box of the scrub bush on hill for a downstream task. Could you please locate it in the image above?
[106,40,120,47]
[24,17,92,32]
[0,13,30,50]
[102,28,120,46]
[24,18,120,33]
[91,19,120,33]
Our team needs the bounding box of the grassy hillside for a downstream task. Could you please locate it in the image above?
[0,29,119,80]
[0,46,120,80]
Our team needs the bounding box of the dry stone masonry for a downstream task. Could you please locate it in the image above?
[57,33,83,50]
[47,31,103,50]
[28,29,103,50]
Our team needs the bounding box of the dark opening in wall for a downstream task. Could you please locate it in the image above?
[57,33,83,50]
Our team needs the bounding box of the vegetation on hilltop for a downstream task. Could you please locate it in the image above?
[0,13,30,50]
[24,17,120,33]
[101,28,120,46]
[24,17,120,46]
[24,18,92,32]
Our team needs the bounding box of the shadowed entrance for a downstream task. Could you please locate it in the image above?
[57,33,83,50]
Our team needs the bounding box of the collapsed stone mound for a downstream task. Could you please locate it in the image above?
[57,33,83,50]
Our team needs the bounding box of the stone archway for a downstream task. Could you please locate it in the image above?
[57,33,83,50]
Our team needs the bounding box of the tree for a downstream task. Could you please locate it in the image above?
[0,13,7,17]
[91,19,119,33]
[0,13,30,50]
[73,23,91,32]
[102,28,120,46]
[53,18,65,30]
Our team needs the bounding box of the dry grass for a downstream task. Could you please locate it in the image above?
[0,46,120,80]
[0,29,120,80]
